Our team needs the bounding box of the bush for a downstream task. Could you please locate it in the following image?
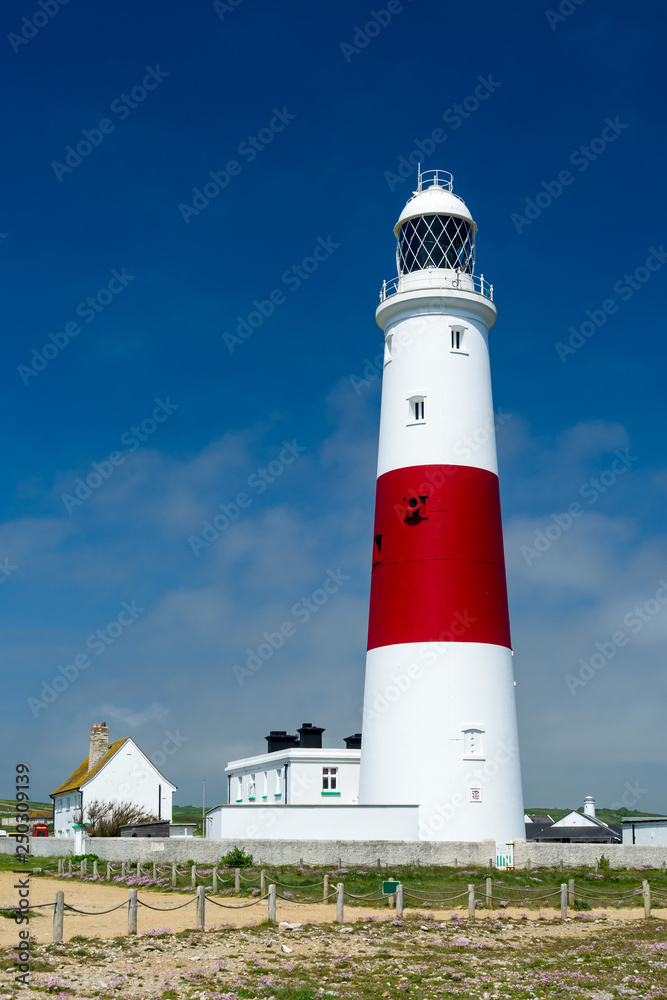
[598,854,610,870]
[220,845,253,868]
[70,854,100,864]
[74,801,157,838]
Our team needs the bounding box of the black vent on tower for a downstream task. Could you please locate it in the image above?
[297,723,325,748]
[344,733,362,750]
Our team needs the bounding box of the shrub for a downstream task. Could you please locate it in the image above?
[220,845,253,868]
[598,854,610,870]
[74,801,157,838]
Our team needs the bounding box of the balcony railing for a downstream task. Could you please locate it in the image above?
[379,271,494,303]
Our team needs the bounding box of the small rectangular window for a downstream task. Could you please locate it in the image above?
[322,767,338,790]
[451,327,466,351]
[408,396,426,423]
[470,787,482,802]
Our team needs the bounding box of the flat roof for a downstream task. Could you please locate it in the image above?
[621,816,667,824]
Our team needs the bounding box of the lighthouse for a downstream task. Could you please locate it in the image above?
[358,170,524,845]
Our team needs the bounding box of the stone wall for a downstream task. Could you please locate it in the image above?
[514,838,667,870]
[4,836,667,868]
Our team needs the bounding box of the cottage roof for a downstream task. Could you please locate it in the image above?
[50,738,130,796]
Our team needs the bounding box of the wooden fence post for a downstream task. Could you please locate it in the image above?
[137,862,142,879]
[396,883,404,918]
[568,878,574,907]
[268,884,276,924]
[486,877,492,910]
[489,857,494,872]
[468,884,476,919]
[92,861,98,879]
[235,868,241,892]
[152,862,157,880]
[67,860,72,876]
[191,864,197,888]
[53,892,64,942]
[260,869,266,895]
[559,859,564,872]
[171,862,177,887]
[643,880,651,919]
[105,863,111,880]
[212,867,218,891]
[560,883,567,921]
[80,859,86,877]
[526,858,532,871]
[196,885,206,927]
[336,883,345,922]
[128,889,138,934]
[323,874,329,902]
[121,862,127,878]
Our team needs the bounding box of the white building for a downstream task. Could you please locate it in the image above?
[207,725,368,838]
[622,817,667,845]
[51,722,177,838]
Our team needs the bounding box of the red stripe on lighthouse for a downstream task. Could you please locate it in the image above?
[367,464,511,651]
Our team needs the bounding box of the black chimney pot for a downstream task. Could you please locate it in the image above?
[344,733,362,749]
[297,723,325,749]
[265,730,299,753]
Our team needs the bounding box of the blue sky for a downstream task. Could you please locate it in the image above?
[1,0,666,813]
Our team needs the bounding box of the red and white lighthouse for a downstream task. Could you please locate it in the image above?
[358,170,524,844]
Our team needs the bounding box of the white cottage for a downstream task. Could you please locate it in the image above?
[206,724,367,839]
[51,723,177,838]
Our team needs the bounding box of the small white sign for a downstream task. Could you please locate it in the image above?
[470,787,482,802]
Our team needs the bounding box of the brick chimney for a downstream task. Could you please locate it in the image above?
[88,723,109,771]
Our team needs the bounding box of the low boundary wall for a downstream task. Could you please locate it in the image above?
[3,837,667,868]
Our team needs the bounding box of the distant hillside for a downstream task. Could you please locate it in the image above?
[526,806,665,826]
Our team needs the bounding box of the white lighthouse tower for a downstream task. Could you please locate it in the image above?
[358,170,524,845]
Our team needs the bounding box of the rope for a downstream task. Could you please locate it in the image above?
[138,898,197,911]
[64,901,129,915]
[266,878,326,889]
[403,889,470,902]
[571,889,638,901]
[342,889,385,900]
[206,894,269,909]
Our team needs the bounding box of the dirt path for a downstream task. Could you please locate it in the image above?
[1,871,663,944]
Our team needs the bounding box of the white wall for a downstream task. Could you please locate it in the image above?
[206,804,419,841]
[54,792,81,837]
[359,641,524,846]
[622,821,667,845]
[375,288,498,478]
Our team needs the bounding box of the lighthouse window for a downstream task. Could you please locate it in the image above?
[451,327,466,350]
[397,214,475,274]
[384,334,393,365]
[408,396,425,423]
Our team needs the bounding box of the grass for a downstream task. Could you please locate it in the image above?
[28,857,667,911]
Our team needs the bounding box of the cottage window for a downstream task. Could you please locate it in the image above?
[322,767,338,791]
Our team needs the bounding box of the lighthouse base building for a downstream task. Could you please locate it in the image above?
[210,170,524,852]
